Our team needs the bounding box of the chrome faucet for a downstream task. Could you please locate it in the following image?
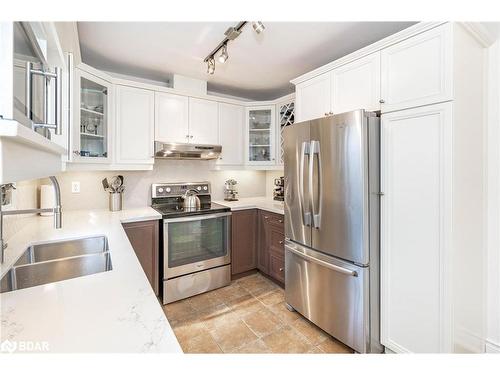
[0,176,62,263]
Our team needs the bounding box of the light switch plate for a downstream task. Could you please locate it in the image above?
[71,181,80,193]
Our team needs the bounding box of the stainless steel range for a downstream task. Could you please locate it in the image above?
[151,182,231,304]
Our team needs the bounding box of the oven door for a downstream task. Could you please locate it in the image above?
[163,212,231,279]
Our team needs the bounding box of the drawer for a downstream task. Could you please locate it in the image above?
[261,211,284,229]
[269,227,285,256]
[269,252,285,283]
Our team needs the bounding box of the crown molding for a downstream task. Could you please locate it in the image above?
[460,22,496,47]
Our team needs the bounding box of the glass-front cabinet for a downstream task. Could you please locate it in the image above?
[245,106,276,165]
[73,68,111,162]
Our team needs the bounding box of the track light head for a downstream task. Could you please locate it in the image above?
[218,44,229,63]
[207,57,215,74]
[252,21,265,34]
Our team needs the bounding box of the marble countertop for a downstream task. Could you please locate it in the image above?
[213,196,284,215]
[0,208,182,353]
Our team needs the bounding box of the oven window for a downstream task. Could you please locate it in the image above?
[167,216,228,268]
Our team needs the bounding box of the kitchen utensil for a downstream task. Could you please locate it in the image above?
[102,178,110,191]
[182,189,201,210]
[118,175,124,188]
[110,176,121,192]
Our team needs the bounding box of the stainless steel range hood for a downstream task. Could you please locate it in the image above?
[154,141,222,160]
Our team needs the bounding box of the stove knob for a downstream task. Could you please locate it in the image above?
[203,186,208,191]
[166,187,171,193]
[197,186,201,191]
[158,188,164,193]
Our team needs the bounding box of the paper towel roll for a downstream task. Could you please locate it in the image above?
[40,184,55,216]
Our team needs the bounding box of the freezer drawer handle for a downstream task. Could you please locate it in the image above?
[286,245,358,277]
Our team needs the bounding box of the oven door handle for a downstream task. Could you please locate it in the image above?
[163,211,232,224]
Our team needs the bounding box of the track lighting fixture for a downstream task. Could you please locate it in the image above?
[203,21,266,74]
[218,44,229,63]
[252,21,265,34]
[207,57,215,74]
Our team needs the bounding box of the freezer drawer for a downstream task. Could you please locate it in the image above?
[285,241,373,353]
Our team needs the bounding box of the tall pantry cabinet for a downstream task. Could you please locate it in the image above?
[292,22,487,353]
[380,23,485,354]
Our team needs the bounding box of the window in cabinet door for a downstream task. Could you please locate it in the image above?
[246,106,275,165]
[78,75,109,159]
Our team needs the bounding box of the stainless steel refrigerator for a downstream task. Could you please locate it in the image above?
[283,110,382,353]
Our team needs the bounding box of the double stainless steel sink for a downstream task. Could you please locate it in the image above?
[1,236,113,293]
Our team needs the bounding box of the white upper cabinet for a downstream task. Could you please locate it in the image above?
[115,85,154,164]
[154,92,189,143]
[380,24,452,112]
[295,72,331,122]
[331,52,381,114]
[380,102,453,353]
[188,97,219,144]
[217,102,244,165]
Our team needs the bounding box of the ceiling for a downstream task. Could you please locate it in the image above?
[78,22,416,100]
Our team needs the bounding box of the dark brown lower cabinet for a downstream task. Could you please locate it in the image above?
[232,208,284,284]
[122,220,159,296]
[231,209,258,275]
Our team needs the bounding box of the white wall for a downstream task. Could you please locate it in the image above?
[486,39,500,354]
[46,160,267,211]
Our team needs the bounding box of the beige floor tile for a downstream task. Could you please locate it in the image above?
[258,289,285,306]
[245,280,278,296]
[197,304,239,331]
[226,294,266,317]
[317,337,354,353]
[262,326,313,353]
[216,284,251,301]
[180,331,222,353]
[242,308,284,338]
[267,301,301,324]
[187,290,226,310]
[163,299,197,321]
[307,346,324,354]
[173,319,208,344]
[291,317,329,345]
[233,339,272,353]
[210,319,258,352]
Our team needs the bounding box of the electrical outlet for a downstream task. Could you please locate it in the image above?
[71,181,80,193]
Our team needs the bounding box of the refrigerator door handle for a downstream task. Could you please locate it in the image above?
[310,140,323,229]
[299,141,311,227]
[286,244,358,277]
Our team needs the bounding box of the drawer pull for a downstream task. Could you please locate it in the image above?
[279,240,284,244]
[286,245,358,277]
[279,268,284,272]
[278,219,283,223]
[264,216,269,219]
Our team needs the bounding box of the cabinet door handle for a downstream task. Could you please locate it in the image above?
[185,135,189,138]
[279,268,284,272]
[278,219,283,223]
[264,216,269,220]
[279,240,284,244]
[190,135,193,138]
[379,99,385,104]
